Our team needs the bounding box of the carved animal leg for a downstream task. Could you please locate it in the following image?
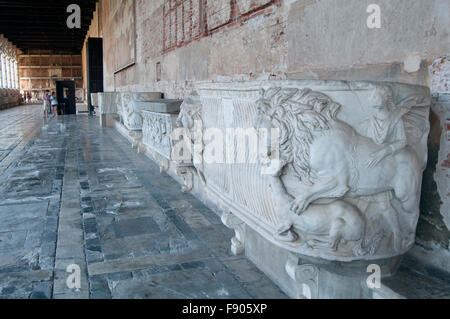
[290,177,349,214]
[306,238,330,249]
[328,218,345,251]
[221,212,246,256]
[267,175,298,242]
[275,222,298,242]
[268,176,294,206]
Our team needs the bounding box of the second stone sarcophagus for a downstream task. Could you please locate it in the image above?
[121,92,163,131]
[141,100,183,172]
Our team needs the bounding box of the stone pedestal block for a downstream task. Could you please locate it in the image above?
[0,89,21,109]
[245,225,402,299]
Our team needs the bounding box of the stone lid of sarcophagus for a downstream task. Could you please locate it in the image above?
[136,99,183,114]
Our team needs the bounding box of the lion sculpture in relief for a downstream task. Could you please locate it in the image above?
[122,93,142,130]
[257,86,428,255]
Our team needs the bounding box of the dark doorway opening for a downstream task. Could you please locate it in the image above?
[86,38,104,115]
[56,81,76,115]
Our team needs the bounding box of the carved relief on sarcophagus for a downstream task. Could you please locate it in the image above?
[141,100,183,173]
[176,80,431,262]
[121,92,163,131]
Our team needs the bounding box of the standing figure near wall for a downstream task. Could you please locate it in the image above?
[42,90,51,118]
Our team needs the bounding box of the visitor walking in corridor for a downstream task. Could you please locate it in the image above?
[50,92,58,117]
[42,90,50,118]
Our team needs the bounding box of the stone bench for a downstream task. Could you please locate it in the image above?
[0,89,21,109]
[176,80,431,298]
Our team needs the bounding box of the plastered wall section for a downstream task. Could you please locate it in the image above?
[97,0,450,272]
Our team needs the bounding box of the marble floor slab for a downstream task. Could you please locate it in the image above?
[0,105,287,299]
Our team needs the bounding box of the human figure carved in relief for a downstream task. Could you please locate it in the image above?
[363,85,409,168]
[176,92,207,185]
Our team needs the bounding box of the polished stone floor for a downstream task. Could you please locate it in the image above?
[0,105,287,299]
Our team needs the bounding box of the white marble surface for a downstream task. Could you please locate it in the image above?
[177,80,431,262]
[136,99,183,114]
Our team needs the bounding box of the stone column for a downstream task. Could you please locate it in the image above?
[0,54,3,89]
[9,56,15,90]
[6,56,11,89]
[1,54,6,88]
[13,60,18,89]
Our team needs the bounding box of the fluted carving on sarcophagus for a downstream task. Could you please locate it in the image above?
[175,81,430,262]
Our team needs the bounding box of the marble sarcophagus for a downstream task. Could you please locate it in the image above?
[141,100,183,173]
[120,92,163,131]
[175,80,431,298]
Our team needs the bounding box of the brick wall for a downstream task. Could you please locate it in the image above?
[162,0,277,52]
